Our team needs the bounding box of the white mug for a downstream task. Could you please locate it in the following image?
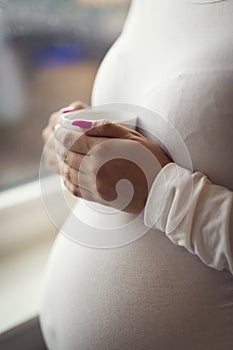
[61,108,137,131]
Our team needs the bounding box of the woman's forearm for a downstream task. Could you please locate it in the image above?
[144,162,233,274]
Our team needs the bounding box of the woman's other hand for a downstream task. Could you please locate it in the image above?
[42,101,88,173]
[55,122,171,214]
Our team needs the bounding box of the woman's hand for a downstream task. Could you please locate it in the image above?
[42,101,88,173]
[55,122,171,214]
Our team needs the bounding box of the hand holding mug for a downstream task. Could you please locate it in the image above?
[55,119,171,214]
[42,101,88,173]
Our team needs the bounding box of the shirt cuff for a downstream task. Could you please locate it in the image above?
[144,162,198,234]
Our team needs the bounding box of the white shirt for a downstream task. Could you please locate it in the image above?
[92,0,233,272]
[40,1,233,349]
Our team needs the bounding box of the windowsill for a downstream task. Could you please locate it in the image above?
[0,175,76,333]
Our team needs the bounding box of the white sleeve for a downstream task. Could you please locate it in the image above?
[144,162,233,274]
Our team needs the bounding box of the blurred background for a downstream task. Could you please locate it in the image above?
[0,0,130,336]
[0,0,130,190]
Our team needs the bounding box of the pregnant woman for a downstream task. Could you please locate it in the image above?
[40,1,233,349]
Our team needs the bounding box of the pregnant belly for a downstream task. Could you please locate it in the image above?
[40,231,233,350]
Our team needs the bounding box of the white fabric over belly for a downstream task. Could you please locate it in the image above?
[40,231,233,350]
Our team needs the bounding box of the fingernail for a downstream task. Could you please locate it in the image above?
[61,107,75,114]
[72,120,93,129]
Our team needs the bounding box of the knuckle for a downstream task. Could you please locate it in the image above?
[66,151,77,168]
[93,122,111,135]
[63,165,70,179]
[69,100,81,106]
[102,122,112,132]
[70,101,87,109]
[65,151,72,165]
[63,132,74,149]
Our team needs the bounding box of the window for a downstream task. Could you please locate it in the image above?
[0,0,130,190]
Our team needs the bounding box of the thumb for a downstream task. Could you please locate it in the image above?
[61,101,89,114]
[85,120,136,139]
[69,101,89,110]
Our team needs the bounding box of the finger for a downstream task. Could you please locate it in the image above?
[55,139,89,173]
[46,161,59,174]
[71,134,106,155]
[46,131,57,149]
[55,126,97,154]
[49,112,61,129]
[44,150,59,173]
[42,126,52,143]
[69,101,89,109]
[61,101,89,114]
[63,177,82,198]
[54,138,70,160]
[43,133,57,165]
[60,162,91,190]
[65,150,87,171]
[55,126,84,152]
[85,122,140,139]
[57,151,87,174]
[63,177,93,201]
